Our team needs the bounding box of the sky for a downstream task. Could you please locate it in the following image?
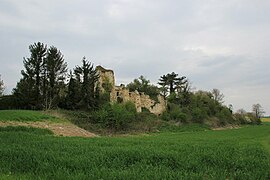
[0,0,269,115]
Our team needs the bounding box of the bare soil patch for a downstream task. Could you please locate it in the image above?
[0,121,97,137]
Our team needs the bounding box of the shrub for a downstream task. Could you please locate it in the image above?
[161,112,170,121]
[163,103,188,123]
[234,113,247,124]
[246,113,261,125]
[93,102,137,131]
[191,108,207,124]
[234,112,261,125]
[216,108,234,126]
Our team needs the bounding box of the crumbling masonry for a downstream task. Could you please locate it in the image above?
[96,66,166,115]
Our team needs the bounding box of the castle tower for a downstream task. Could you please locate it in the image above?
[96,65,116,102]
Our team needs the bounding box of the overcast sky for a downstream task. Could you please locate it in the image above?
[0,0,269,115]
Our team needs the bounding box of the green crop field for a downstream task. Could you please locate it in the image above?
[0,125,269,179]
[0,110,58,122]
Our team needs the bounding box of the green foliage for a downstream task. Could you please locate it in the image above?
[0,125,269,179]
[127,75,160,101]
[191,107,207,124]
[102,76,113,92]
[216,108,234,126]
[234,112,262,125]
[43,46,67,109]
[0,110,57,122]
[98,92,111,106]
[164,103,188,123]
[131,111,161,132]
[164,90,236,126]
[158,72,187,95]
[93,102,137,131]
[0,95,18,110]
[13,42,67,110]
[64,71,80,110]
[73,57,99,110]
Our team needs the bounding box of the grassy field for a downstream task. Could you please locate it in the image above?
[0,126,269,179]
[0,110,269,179]
[0,110,58,122]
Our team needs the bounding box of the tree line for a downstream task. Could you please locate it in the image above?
[0,42,101,110]
[0,42,264,128]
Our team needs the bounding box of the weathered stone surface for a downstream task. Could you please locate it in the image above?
[96,66,166,115]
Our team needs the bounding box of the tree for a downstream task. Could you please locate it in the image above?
[0,75,4,96]
[74,57,99,109]
[65,71,80,109]
[44,46,67,109]
[13,77,37,109]
[158,72,187,96]
[20,42,47,109]
[127,75,159,100]
[14,42,68,109]
[228,104,233,113]
[211,89,224,104]
[252,103,265,119]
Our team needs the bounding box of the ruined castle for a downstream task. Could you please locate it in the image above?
[96,66,166,115]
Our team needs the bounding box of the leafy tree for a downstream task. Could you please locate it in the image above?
[0,75,4,96]
[127,75,159,100]
[211,89,225,104]
[252,103,265,119]
[74,57,99,109]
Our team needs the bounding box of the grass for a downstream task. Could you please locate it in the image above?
[0,110,53,122]
[0,110,61,122]
[0,126,53,135]
[0,124,269,179]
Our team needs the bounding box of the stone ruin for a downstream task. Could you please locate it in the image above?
[96,66,166,115]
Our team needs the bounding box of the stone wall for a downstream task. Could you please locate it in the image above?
[96,66,166,115]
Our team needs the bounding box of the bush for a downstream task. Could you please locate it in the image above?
[163,103,188,123]
[132,111,160,132]
[216,108,234,126]
[161,112,170,121]
[234,113,247,124]
[234,112,261,125]
[93,102,137,131]
[191,108,207,124]
[246,113,261,125]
